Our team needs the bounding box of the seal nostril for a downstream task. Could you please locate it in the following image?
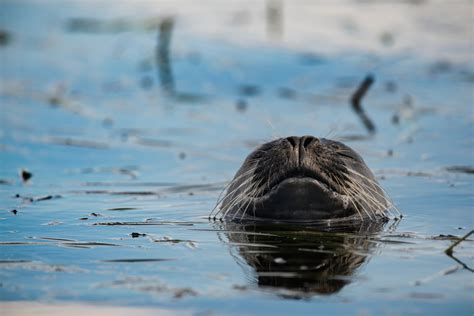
[302,136,316,149]
[285,137,298,148]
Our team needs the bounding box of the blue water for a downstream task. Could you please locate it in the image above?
[0,1,473,315]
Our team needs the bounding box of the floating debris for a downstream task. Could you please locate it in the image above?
[14,194,62,203]
[130,232,147,238]
[350,74,376,133]
[20,169,33,182]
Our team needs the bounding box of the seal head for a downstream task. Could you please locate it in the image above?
[214,136,396,222]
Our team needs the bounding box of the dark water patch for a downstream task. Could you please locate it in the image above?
[298,53,325,66]
[162,182,225,194]
[14,194,62,203]
[135,137,174,148]
[27,236,76,242]
[0,261,85,273]
[74,166,139,179]
[277,87,298,100]
[61,242,120,248]
[46,137,109,149]
[75,190,158,196]
[0,242,50,246]
[334,134,373,142]
[117,127,198,137]
[458,69,474,82]
[189,228,278,237]
[82,181,177,187]
[100,258,174,263]
[172,92,208,104]
[42,221,63,226]
[235,99,247,112]
[375,169,433,177]
[429,60,452,75]
[66,17,161,33]
[151,236,196,244]
[139,75,154,90]
[107,207,138,211]
[0,29,12,46]
[0,179,13,185]
[0,260,31,264]
[99,276,198,299]
[94,221,197,226]
[237,84,261,97]
[408,292,445,299]
[444,166,474,174]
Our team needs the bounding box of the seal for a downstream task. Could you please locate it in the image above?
[212,136,398,222]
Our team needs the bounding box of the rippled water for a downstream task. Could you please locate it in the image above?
[1,1,473,315]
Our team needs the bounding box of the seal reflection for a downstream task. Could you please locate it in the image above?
[215,221,387,299]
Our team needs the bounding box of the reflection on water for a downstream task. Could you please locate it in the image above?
[156,17,175,95]
[216,220,387,299]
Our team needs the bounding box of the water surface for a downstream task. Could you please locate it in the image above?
[0,1,473,315]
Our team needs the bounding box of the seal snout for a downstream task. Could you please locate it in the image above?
[284,135,320,167]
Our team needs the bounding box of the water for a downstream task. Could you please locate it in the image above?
[0,1,473,315]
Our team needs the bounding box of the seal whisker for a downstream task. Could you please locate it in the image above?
[346,179,387,219]
[231,178,263,220]
[212,167,258,218]
[345,168,400,218]
[223,175,262,219]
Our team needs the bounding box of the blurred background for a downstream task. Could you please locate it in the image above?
[0,1,473,315]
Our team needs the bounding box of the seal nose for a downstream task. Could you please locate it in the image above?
[300,135,317,150]
[284,136,319,166]
[299,135,318,166]
[285,136,299,149]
